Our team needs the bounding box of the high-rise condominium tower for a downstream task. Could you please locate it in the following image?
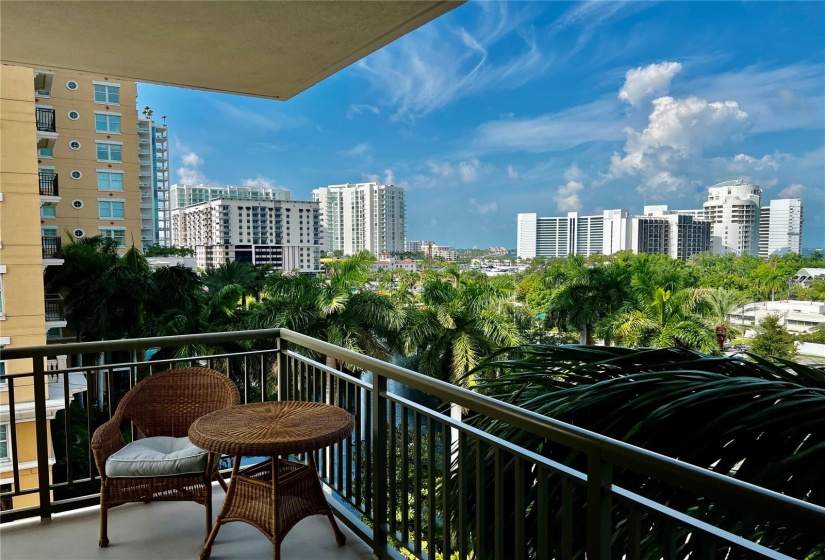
[758,198,803,257]
[701,180,762,256]
[312,183,406,255]
[137,116,170,246]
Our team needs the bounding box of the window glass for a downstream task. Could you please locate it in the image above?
[95,114,121,133]
[93,84,120,104]
[99,201,125,219]
[0,424,7,459]
[97,172,124,191]
[38,147,53,157]
[100,229,126,247]
[41,206,56,218]
[96,143,122,162]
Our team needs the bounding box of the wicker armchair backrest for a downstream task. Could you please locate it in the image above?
[117,367,241,438]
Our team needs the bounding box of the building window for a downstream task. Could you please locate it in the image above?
[99,228,126,247]
[96,142,122,162]
[0,272,4,317]
[66,80,78,91]
[0,362,5,386]
[97,171,123,191]
[71,200,84,209]
[0,425,8,460]
[73,229,85,238]
[41,206,56,219]
[94,84,120,104]
[70,170,82,180]
[69,140,81,150]
[67,110,80,120]
[95,113,121,133]
[38,147,54,158]
[98,201,124,219]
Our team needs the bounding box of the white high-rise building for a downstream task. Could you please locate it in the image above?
[631,206,711,261]
[170,183,291,211]
[759,198,803,257]
[602,209,632,256]
[516,214,537,259]
[701,180,762,256]
[516,212,609,259]
[137,117,170,247]
[312,182,406,255]
[170,198,321,272]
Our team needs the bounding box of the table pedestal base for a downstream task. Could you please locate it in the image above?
[200,455,346,560]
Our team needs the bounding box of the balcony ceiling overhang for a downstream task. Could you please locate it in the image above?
[0,0,463,100]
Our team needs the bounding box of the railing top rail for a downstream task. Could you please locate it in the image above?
[279,329,825,533]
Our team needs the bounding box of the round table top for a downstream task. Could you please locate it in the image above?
[189,401,354,456]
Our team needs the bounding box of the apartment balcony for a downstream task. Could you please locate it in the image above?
[41,236,63,262]
[38,171,59,202]
[44,295,67,329]
[35,107,56,133]
[0,329,821,560]
[34,69,54,98]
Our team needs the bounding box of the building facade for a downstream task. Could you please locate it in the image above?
[630,206,711,261]
[517,212,608,259]
[170,198,322,272]
[758,198,803,257]
[137,117,170,247]
[312,183,406,255]
[700,180,762,256]
[170,184,291,212]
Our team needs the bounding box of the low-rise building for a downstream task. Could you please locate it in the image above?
[729,300,825,334]
[371,259,417,272]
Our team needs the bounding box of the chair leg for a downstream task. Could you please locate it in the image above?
[99,505,109,547]
[205,485,213,542]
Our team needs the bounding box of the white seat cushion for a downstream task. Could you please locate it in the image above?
[105,436,209,478]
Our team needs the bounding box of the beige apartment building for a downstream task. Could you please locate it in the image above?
[2,64,135,510]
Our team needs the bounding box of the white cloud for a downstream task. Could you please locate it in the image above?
[470,98,624,154]
[619,61,682,107]
[208,97,306,131]
[357,2,548,120]
[241,176,277,189]
[347,104,380,119]
[339,142,371,158]
[608,96,752,195]
[469,198,498,215]
[554,164,585,212]
[507,165,519,179]
[364,169,406,189]
[779,183,806,198]
[427,159,482,183]
[177,151,207,184]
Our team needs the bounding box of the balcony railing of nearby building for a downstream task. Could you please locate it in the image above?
[41,236,62,259]
[44,297,64,322]
[38,172,58,197]
[0,329,822,560]
[35,107,56,133]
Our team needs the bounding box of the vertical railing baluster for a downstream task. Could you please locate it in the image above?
[277,338,288,402]
[401,405,410,546]
[344,380,352,499]
[663,520,676,560]
[561,478,573,560]
[63,368,73,486]
[442,419,452,560]
[355,384,363,509]
[388,400,398,538]
[365,384,372,516]
[458,431,468,560]
[476,439,487,558]
[8,378,21,495]
[494,447,505,560]
[33,356,51,519]
[427,417,436,560]
[413,411,422,555]
[586,453,612,560]
[628,503,641,560]
[537,466,549,559]
[260,353,266,402]
[243,355,249,404]
[372,374,388,556]
[514,456,526,560]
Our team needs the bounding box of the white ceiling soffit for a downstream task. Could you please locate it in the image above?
[0,1,464,100]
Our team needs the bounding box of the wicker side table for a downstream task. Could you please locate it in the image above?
[189,401,355,560]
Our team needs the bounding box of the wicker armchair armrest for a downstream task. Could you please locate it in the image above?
[91,415,126,479]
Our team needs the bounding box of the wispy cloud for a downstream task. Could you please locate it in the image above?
[207,97,306,131]
[469,198,498,215]
[175,139,208,185]
[347,104,380,119]
[554,164,585,212]
[427,159,483,183]
[469,97,624,154]
[240,176,290,193]
[339,142,371,158]
[356,2,549,121]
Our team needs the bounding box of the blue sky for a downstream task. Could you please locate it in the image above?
[138,1,825,249]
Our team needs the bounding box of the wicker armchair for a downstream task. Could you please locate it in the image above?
[91,367,240,547]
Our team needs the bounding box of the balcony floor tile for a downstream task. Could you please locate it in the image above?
[1,486,373,560]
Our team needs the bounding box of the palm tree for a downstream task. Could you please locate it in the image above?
[401,272,521,386]
[706,287,746,351]
[598,273,717,353]
[202,261,260,310]
[462,345,825,559]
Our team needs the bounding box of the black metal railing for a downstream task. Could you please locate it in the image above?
[38,172,59,197]
[0,329,822,560]
[35,107,56,133]
[41,236,62,259]
[44,298,64,322]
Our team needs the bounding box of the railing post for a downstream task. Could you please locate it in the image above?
[277,337,289,402]
[372,373,388,557]
[32,357,52,520]
[586,451,612,560]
